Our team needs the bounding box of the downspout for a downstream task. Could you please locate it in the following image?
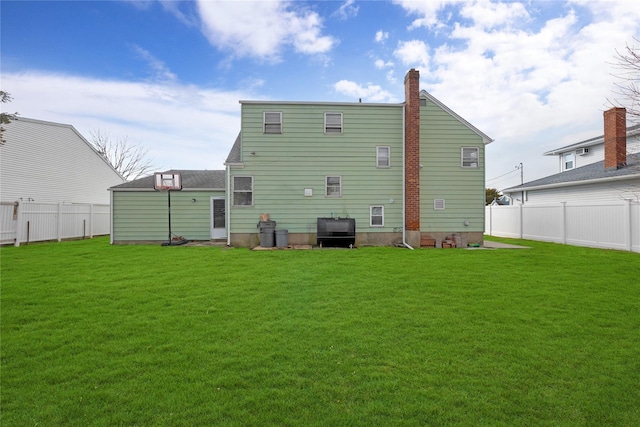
[226,164,231,246]
[109,189,114,245]
[402,104,414,250]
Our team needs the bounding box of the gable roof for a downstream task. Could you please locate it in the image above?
[225,132,242,165]
[543,124,640,156]
[110,169,225,191]
[420,90,493,145]
[504,153,640,192]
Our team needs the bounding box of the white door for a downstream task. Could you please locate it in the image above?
[210,197,226,239]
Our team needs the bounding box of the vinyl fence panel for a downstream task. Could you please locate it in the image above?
[0,201,110,246]
[486,200,639,253]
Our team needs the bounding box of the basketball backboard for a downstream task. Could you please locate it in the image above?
[154,173,182,191]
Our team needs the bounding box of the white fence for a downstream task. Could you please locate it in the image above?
[0,201,110,246]
[486,200,640,253]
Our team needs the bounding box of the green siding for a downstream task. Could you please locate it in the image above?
[420,102,486,232]
[230,103,404,233]
[112,191,224,241]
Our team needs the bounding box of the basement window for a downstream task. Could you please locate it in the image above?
[461,147,479,168]
[325,112,343,134]
[264,112,282,134]
[370,205,384,227]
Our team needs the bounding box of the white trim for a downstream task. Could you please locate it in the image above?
[376,145,391,168]
[370,205,384,227]
[325,175,342,197]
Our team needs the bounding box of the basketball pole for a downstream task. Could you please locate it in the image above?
[167,188,172,245]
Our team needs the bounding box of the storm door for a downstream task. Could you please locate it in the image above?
[210,197,226,239]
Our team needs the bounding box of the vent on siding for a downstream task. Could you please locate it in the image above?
[434,199,445,210]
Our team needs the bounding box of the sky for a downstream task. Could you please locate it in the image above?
[2,0,639,189]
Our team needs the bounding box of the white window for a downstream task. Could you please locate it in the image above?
[325,112,343,134]
[233,176,253,206]
[563,152,574,170]
[376,146,390,168]
[434,199,445,210]
[461,147,479,168]
[325,176,341,197]
[370,206,384,227]
[264,112,282,134]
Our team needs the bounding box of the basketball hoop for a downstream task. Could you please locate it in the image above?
[154,173,182,191]
[153,172,185,246]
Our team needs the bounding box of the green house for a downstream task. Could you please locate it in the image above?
[110,69,492,248]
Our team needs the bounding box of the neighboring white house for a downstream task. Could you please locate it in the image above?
[0,117,125,204]
[504,108,640,204]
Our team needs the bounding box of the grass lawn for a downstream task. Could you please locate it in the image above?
[1,237,639,426]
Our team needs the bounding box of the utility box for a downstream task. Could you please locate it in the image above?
[317,217,356,247]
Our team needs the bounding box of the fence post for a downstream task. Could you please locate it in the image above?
[57,203,63,242]
[518,204,523,239]
[561,202,567,245]
[624,199,632,252]
[488,205,493,236]
[14,201,23,247]
[89,204,94,239]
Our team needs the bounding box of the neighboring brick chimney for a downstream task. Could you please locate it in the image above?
[404,69,420,232]
[603,107,627,170]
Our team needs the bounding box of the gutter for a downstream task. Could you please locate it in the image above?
[505,173,640,193]
[401,104,413,250]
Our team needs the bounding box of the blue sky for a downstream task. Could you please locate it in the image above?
[2,0,639,189]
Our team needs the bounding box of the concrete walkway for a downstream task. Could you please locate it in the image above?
[482,240,530,249]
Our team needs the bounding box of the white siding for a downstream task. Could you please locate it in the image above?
[524,178,640,204]
[0,118,125,204]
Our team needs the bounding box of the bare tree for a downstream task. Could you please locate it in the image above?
[609,37,640,124]
[90,129,155,181]
[1,91,19,145]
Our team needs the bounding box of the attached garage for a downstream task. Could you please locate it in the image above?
[110,170,226,244]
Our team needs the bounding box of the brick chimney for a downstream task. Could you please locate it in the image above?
[603,107,627,170]
[404,69,421,234]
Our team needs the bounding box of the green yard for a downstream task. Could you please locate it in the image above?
[1,237,639,426]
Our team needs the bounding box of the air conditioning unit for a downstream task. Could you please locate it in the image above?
[576,147,589,156]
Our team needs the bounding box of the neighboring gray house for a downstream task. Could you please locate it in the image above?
[1,117,125,204]
[109,170,225,244]
[504,108,640,204]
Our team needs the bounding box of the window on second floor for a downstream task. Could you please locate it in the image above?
[264,112,282,134]
[325,176,341,196]
[461,147,479,168]
[563,152,574,170]
[377,146,390,168]
[324,112,343,134]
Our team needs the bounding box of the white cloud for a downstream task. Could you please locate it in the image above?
[375,30,389,43]
[459,0,530,30]
[333,80,398,102]
[374,59,394,69]
[394,40,430,70]
[334,0,359,20]
[3,71,246,171]
[131,45,178,83]
[196,0,336,61]
[392,0,457,29]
